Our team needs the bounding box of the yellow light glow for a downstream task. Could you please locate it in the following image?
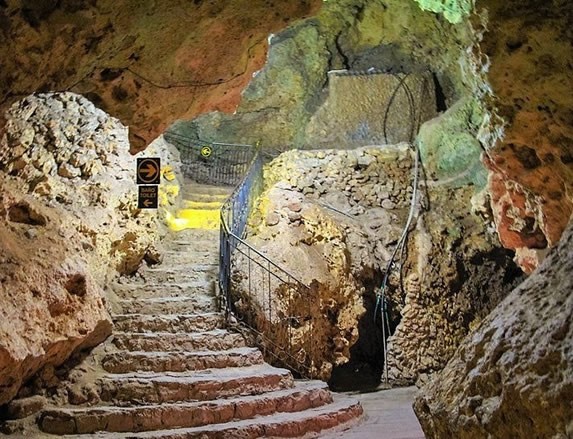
[165,207,221,231]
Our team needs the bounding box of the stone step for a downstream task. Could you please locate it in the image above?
[182,183,233,196]
[167,240,220,254]
[117,296,218,315]
[112,281,216,300]
[102,347,264,374]
[39,381,331,435]
[144,263,218,272]
[161,251,219,266]
[182,200,224,210]
[136,268,213,284]
[112,313,225,333]
[172,208,220,231]
[97,364,294,405]
[111,329,247,352]
[54,396,362,438]
[166,229,219,244]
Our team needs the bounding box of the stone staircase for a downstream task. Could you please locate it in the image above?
[32,184,363,437]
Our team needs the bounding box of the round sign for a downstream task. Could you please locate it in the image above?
[201,146,213,158]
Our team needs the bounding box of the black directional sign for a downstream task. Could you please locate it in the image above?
[138,185,158,209]
[137,157,161,185]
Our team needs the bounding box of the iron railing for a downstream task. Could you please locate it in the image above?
[164,131,256,186]
[218,151,317,379]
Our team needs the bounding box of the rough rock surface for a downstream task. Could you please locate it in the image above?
[232,145,522,384]
[0,92,168,406]
[414,217,573,438]
[0,180,112,406]
[305,71,437,148]
[168,0,484,153]
[0,0,320,149]
[478,0,573,272]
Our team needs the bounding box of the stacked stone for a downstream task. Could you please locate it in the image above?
[264,143,415,214]
[1,92,131,205]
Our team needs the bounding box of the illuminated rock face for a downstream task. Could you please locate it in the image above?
[232,146,521,384]
[479,0,573,273]
[0,93,170,405]
[414,217,573,438]
[0,183,112,406]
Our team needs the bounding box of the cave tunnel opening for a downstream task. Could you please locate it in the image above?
[328,277,401,392]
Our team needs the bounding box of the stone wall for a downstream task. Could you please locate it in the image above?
[305,71,437,148]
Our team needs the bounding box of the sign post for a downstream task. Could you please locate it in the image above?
[137,158,161,185]
[138,185,159,209]
[136,157,161,209]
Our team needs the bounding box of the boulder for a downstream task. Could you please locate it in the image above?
[414,217,573,438]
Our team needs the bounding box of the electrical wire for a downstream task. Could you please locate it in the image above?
[375,72,425,384]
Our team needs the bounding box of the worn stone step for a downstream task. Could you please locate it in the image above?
[182,183,233,196]
[172,208,220,231]
[112,281,216,300]
[136,268,213,284]
[56,396,362,438]
[111,329,247,352]
[182,200,224,210]
[143,264,218,274]
[98,364,294,405]
[117,296,218,315]
[102,347,264,374]
[39,381,331,435]
[112,313,225,333]
[167,241,220,254]
[161,251,219,266]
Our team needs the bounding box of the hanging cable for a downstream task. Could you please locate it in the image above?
[374,70,428,384]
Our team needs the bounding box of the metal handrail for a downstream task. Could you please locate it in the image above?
[218,148,317,379]
[164,130,257,186]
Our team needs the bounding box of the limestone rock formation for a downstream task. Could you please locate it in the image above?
[479,0,573,273]
[414,217,573,438]
[231,145,521,384]
[0,92,167,406]
[168,0,484,152]
[0,180,112,406]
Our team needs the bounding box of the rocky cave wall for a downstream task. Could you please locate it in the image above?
[0,0,320,150]
[478,0,573,272]
[231,145,521,385]
[0,93,179,406]
[0,0,570,416]
[414,216,573,438]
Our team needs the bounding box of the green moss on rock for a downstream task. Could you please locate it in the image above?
[413,0,473,24]
[417,98,487,188]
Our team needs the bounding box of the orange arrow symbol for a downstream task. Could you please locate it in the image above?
[143,199,154,207]
[141,163,158,179]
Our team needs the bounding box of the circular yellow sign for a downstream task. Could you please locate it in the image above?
[201,146,213,158]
